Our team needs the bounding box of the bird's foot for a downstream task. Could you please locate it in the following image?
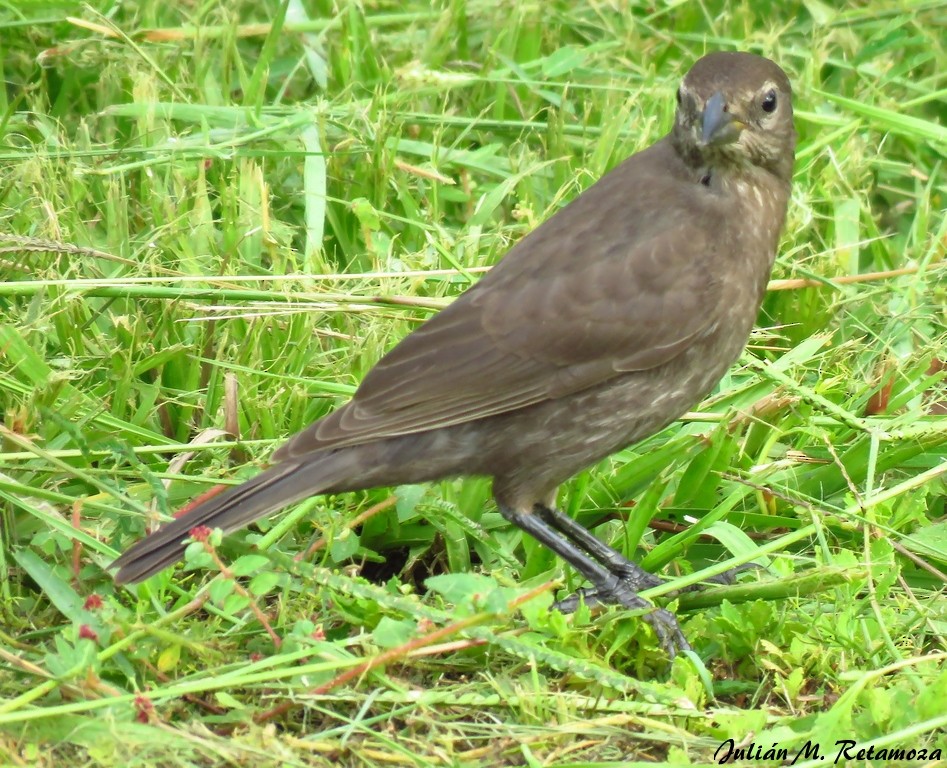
[640,606,691,658]
[554,560,763,609]
[550,585,603,613]
[552,574,690,657]
[552,561,662,612]
[675,561,765,594]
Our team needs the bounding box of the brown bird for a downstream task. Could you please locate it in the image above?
[112,51,796,654]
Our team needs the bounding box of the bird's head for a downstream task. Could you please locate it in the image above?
[672,51,796,184]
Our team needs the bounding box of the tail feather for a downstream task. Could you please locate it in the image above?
[111,451,355,584]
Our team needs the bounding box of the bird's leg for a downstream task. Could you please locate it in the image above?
[533,504,662,590]
[532,503,661,614]
[498,505,690,656]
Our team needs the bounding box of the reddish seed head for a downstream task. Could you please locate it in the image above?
[134,694,154,723]
[189,525,213,542]
[83,594,103,610]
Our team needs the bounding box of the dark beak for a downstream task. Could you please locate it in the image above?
[701,91,745,146]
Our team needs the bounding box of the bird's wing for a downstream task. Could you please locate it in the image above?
[275,151,723,460]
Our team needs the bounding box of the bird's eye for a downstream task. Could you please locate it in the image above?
[761,89,778,113]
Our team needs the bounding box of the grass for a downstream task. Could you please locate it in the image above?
[1,0,946,765]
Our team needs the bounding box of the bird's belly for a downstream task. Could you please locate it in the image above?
[479,325,751,503]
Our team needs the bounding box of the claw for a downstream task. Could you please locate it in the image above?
[552,576,691,657]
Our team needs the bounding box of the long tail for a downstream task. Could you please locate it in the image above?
[111,450,358,584]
